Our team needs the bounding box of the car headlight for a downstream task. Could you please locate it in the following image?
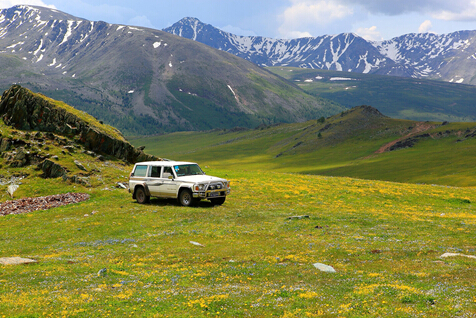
[194,184,205,191]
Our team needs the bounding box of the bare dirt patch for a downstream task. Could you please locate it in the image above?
[0,193,90,216]
[375,121,437,154]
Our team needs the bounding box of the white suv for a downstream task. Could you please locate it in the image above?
[128,161,230,206]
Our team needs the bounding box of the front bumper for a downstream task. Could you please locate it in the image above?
[193,189,230,199]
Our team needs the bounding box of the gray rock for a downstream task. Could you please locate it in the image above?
[97,268,107,277]
[313,262,336,273]
[39,159,67,178]
[440,252,476,259]
[0,257,37,265]
[287,215,310,220]
[74,159,87,171]
[116,182,127,189]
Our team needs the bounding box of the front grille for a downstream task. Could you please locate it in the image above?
[208,183,223,190]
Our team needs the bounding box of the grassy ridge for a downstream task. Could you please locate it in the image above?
[129,106,476,187]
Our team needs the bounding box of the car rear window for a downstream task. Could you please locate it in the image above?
[133,165,148,177]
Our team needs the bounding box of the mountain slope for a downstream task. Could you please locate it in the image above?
[269,67,476,122]
[130,105,476,187]
[164,17,476,85]
[0,6,343,135]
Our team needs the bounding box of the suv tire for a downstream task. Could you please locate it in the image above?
[179,189,195,206]
[135,186,150,204]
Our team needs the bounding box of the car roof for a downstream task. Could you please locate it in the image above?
[134,161,197,166]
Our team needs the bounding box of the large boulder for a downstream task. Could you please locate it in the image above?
[39,159,67,178]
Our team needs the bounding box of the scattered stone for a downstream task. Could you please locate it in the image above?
[116,182,127,189]
[63,145,76,153]
[74,159,87,171]
[97,268,107,277]
[287,215,310,220]
[190,241,204,247]
[0,193,90,216]
[313,262,336,273]
[0,257,37,265]
[440,252,476,260]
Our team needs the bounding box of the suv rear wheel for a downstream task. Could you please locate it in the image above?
[135,186,150,204]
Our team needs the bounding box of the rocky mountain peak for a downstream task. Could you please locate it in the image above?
[164,17,476,85]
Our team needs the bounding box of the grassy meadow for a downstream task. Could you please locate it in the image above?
[1,109,476,317]
[1,166,476,317]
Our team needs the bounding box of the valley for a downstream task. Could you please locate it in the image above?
[0,4,475,318]
[0,85,475,318]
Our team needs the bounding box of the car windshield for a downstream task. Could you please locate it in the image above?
[174,164,204,177]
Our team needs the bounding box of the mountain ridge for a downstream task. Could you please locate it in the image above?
[0,5,343,135]
[164,17,476,85]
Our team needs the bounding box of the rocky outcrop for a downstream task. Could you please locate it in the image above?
[0,85,160,163]
[39,159,67,178]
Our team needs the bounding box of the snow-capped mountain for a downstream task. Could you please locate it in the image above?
[0,5,342,134]
[164,18,476,85]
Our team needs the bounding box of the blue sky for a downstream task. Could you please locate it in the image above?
[2,0,476,41]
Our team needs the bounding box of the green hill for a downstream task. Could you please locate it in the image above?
[129,105,476,187]
[268,67,476,122]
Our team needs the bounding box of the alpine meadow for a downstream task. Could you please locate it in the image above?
[0,4,476,319]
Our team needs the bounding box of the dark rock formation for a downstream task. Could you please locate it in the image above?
[39,159,67,178]
[0,85,160,163]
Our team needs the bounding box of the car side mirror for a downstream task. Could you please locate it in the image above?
[168,175,174,180]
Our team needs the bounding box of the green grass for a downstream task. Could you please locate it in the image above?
[1,167,475,317]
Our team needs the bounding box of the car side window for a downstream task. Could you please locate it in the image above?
[162,166,174,179]
[149,166,161,178]
[133,165,148,177]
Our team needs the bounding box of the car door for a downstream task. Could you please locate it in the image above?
[147,165,166,196]
[161,166,180,197]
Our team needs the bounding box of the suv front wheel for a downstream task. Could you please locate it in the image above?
[179,189,195,206]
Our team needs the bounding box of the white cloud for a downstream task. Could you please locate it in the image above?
[431,1,476,20]
[278,0,354,38]
[343,0,476,21]
[128,15,155,29]
[418,20,433,33]
[0,0,55,9]
[355,26,382,41]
